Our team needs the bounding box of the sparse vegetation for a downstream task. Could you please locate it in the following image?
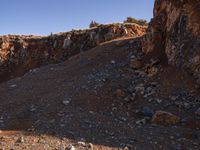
[124,17,148,26]
[89,20,100,28]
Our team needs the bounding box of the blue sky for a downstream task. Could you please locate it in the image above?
[0,0,154,35]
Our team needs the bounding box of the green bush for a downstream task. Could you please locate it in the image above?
[124,17,148,26]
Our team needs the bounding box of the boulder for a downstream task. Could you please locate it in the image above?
[116,89,125,97]
[130,59,143,69]
[152,111,180,125]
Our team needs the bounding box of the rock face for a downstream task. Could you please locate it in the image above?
[0,23,146,82]
[143,0,200,78]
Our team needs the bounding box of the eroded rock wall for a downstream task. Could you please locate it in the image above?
[0,23,146,82]
[143,0,200,79]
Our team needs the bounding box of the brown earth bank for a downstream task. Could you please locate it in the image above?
[0,0,200,150]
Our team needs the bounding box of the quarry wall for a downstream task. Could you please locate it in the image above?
[0,23,146,82]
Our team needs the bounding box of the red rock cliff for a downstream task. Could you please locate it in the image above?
[143,0,200,78]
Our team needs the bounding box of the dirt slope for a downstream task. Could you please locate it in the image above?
[0,37,199,150]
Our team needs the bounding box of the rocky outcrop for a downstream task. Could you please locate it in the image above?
[143,0,200,79]
[0,23,146,82]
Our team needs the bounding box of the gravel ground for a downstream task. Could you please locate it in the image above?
[0,38,199,150]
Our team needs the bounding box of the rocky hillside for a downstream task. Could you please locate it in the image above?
[0,35,199,150]
[0,23,146,83]
[0,0,200,150]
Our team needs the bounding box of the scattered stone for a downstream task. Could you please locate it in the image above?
[155,98,162,104]
[116,89,125,97]
[124,146,129,150]
[60,123,65,127]
[88,143,93,149]
[183,102,191,110]
[130,55,136,59]
[29,105,36,112]
[62,100,70,105]
[62,98,71,105]
[152,111,180,125]
[146,66,158,76]
[16,136,25,143]
[10,84,17,88]
[130,59,143,69]
[124,95,135,102]
[66,144,75,150]
[135,84,145,93]
[77,141,86,147]
[110,60,116,64]
[136,118,146,125]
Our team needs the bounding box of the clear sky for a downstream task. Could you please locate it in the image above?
[0,0,154,35]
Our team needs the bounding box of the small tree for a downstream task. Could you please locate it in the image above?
[125,17,138,24]
[124,17,148,26]
[137,19,148,26]
[89,20,100,28]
